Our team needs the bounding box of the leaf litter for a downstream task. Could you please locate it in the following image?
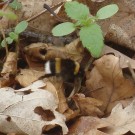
[0,0,135,135]
[0,81,68,135]
[86,55,135,113]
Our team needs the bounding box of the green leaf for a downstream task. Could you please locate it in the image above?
[15,21,28,34]
[6,37,13,44]
[65,1,89,20]
[1,37,13,47]
[96,4,119,19]
[1,40,6,47]
[9,0,22,10]
[9,32,18,40]
[75,17,94,27]
[0,10,17,20]
[52,22,76,36]
[79,23,104,58]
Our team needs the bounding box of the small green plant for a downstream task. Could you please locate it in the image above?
[9,0,22,10]
[2,0,22,10]
[0,8,18,55]
[1,21,28,47]
[0,10,17,20]
[52,1,119,58]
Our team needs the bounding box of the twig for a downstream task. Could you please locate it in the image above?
[43,3,66,22]
[26,2,64,22]
[127,60,135,83]
[26,9,48,22]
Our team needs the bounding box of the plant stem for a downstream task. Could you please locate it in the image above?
[15,38,19,57]
[0,23,8,56]
[0,0,12,56]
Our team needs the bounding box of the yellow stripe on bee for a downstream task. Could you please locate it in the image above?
[55,58,61,74]
[74,61,80,75]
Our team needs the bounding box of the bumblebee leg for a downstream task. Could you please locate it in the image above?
[68,77,82,99]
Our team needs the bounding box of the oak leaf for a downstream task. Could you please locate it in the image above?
[102,99,135,135]
[0,85,68,135]
[68,116,109,135]
[86,55,135,113]
[73,94,104,116]
[15,69,45,87]
[1,52,17,75]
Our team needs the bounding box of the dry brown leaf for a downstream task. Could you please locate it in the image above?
[91,0,106,2]
[0,86,68,135]
[73,94,104,117]
[68,116,109,135]
[85,130,110,135]
[64,109,79,121]
[7,133,20,135]
[24,43,48,60]
[24,39,84,64]
[1,0,65,33]
[1,52,17,75]
[45,78,80,124]
[106,97,134,113]
[99,0,135,51]
[14,80,46,92]
[18,0,53,19]
[102,99,135,135]
[15,79,59,104]
[50,78,69,114]
[105,14,135,51]
[7,133,17,135]
[15,69,45,87]
[23,43,48,70]
[19,0,65,34]
[64,38,85,62]
[86,55,135,113]
[16,78,78,125]
[103,45,135,69]
[0,52,17,88]
[0,76,15,88]
[45,80,59,99]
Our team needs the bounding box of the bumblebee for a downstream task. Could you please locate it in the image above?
[45,58,84,81]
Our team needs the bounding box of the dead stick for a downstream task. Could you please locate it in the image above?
[26,2,64,22]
